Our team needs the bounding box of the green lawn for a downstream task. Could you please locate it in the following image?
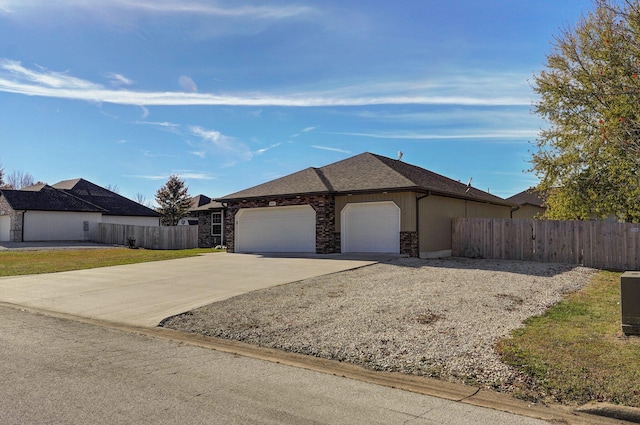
[0,248,223,276]
[497,271,640,407]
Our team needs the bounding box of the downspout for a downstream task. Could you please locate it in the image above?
[415,192,430,257]
[510,206,520,218]
[220,201,228,247]
[21,210,26,242]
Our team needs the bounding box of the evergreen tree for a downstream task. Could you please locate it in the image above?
[532,0,640,221]
[155,175,191,226]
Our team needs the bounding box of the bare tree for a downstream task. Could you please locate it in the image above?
[6,170,34,190]
[105,184,120,194]
[134,192,152,207]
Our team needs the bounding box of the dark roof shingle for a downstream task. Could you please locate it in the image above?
[0,185,105,212]
[219,152,512,206]
[507,188,546,207]
[52,178,160,217]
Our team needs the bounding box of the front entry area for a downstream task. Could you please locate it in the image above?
[341,201,400,253]
[235,205,316,253]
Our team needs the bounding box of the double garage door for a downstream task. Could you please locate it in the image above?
[235,206,316,253]
[234,201,400,254]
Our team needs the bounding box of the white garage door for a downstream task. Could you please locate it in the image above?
[341,201,400,253]
[0,215,10,241]
[235,205,316,253]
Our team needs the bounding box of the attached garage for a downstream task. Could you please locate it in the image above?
[341,201,400,253]
[23,211,102,241]
[0,215,9,242]
[235,205,316,253]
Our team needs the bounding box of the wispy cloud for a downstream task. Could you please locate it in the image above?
[188,125,252,164]
[331,130,539,141]
[106,73,134,87]
[134,120,182,133]
[311,145,351,154]
[254,142,281,155]
[0,60,532,107]
[0,0,316,19]
[130,170,215,180]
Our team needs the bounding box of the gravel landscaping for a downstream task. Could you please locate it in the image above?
[161,257,596,390]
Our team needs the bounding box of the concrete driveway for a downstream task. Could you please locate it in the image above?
[0,253,376,327]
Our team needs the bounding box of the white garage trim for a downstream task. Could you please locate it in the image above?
[235,205,316,253]
[341,201,400,253]
[0,215,10,242]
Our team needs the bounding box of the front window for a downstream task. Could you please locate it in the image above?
[211,211,223,245]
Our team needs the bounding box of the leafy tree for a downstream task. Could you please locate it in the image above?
[155,175,191,226]
[531,0,640,221]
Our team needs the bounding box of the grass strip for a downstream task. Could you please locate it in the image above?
[0,248,222,276]
[497,271,640,407]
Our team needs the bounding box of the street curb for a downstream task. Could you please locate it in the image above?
[2,302,637,425]
[576,403,640,423]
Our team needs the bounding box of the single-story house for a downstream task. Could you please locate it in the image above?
[507,187,546,219]
[217,152,515,258]
[0,178,160,242]
[187,195,225,248]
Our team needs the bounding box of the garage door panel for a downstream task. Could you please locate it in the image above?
[0,216,9,242]
[341,202,400,253]
[236,206,316,253]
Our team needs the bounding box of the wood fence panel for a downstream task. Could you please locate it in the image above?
[91,223,197,250]
[452,218,640,271]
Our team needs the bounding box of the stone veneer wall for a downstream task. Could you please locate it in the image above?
[400,231,418,257]
[225,194,336,254]
[197,211,214,248]
[0,196,23,242]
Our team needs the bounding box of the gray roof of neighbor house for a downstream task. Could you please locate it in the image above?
[52,178,161,217]
[189,200,224,212]
[507,188,546,208]
[219,152,513,206]
[189,195,212,209]
[0,185,106,212]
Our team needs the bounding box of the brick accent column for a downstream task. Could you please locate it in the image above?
[400,231,418,257]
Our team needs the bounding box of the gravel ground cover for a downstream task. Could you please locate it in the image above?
[161,257,596,390]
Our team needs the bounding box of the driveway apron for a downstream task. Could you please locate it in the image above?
[0,253,376,327]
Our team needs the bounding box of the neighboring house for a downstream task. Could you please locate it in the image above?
[187,195,225,248]
[52,178,160,226]
[217,152,514,258]
[0,179,160,242]
[507,187,546,219]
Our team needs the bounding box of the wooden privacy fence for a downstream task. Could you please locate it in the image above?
[90,223,198,250]
[452,218,640,271]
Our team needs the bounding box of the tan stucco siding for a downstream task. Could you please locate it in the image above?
[335,192,416,231]
[511,205,545,219]
[419,195,511,254]
[465,202,511,218]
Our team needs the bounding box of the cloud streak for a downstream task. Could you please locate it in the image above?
[331,130,539,141]
[312,145,351,154]
[0,60,532,107]
[0,0,316,19]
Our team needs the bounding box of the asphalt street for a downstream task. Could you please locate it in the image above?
[0,305,553,425]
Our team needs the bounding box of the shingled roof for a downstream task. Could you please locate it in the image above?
[52,178,160,217]
[219,152,512,206]
[0,185,105,212]
[507,187,546,207]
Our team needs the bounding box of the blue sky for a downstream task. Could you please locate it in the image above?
[0,0,593,203]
